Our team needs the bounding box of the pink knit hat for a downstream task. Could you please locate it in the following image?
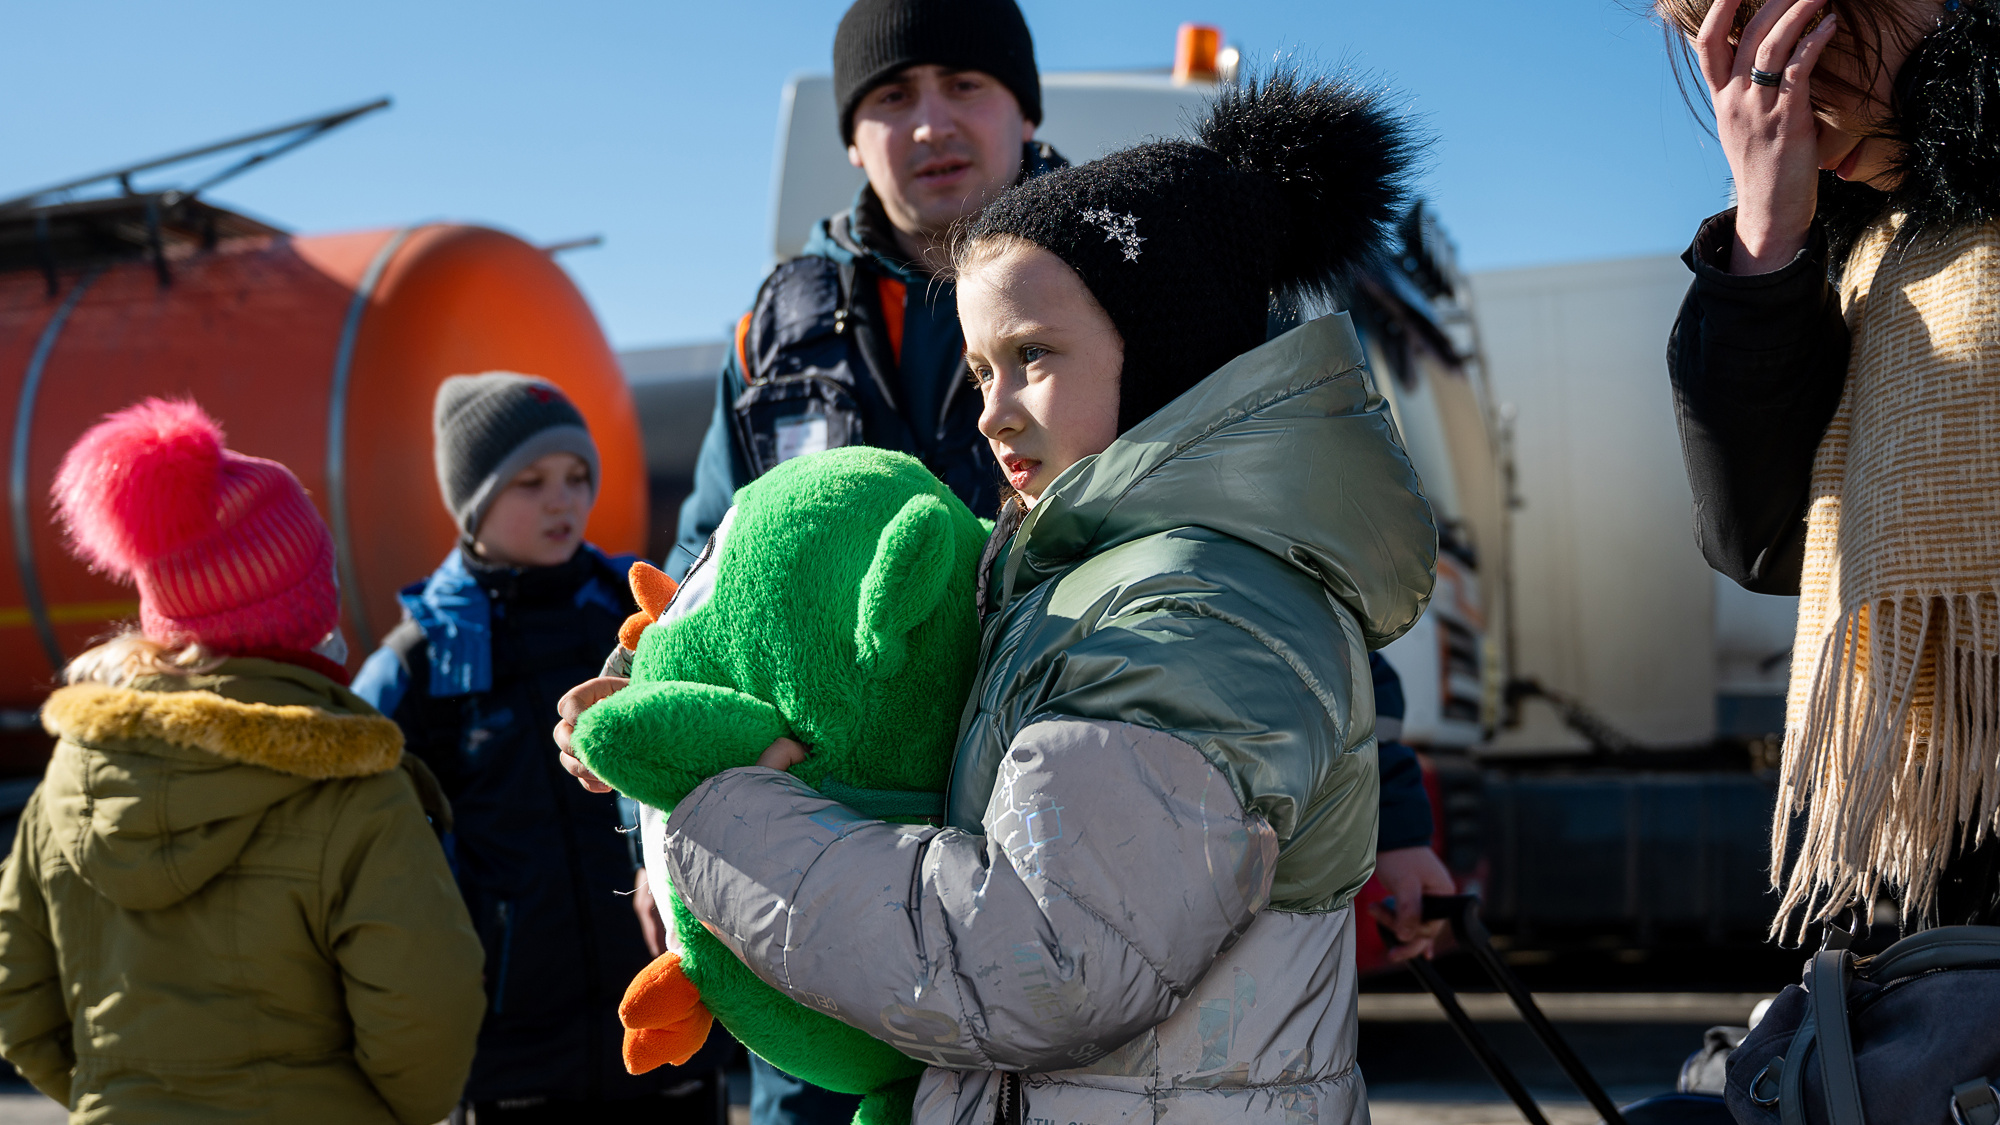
[52,398,340,655]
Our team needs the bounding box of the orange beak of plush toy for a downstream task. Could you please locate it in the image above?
[621,952,713,1073]
[619,561,679,651]
[614,559,713,1074]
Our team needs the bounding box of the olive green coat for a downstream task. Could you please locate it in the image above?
[0,659,486,1124]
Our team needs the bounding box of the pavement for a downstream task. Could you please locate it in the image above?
[1357,993,1730,1125]
[0,1092,1621,1124]
[1367,1101,1614,1124]
[0,992,1743,1125]
[1357,991,1764,1024]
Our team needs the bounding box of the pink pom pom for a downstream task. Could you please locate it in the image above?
[53,398,226,578]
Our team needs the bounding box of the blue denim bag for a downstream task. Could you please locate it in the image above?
[1725,927,2000,1125]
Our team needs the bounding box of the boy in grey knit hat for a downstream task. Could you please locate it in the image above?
[354,374,726,1120]
[432,371,602,544]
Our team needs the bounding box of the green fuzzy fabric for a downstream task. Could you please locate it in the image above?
[571,448,987,1118]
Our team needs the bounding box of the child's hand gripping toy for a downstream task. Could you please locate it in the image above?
[570,447,987,1125]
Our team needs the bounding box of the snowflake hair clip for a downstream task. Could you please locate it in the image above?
[1081,207,1145,262]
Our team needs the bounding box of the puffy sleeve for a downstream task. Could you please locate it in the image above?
[321,770,487,1123]
[0,789,73,1105]
[660,714,1277,1073]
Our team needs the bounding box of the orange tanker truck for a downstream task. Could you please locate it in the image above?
[0,101,646,769]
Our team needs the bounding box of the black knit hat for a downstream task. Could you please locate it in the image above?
[965,69,1419,431]
[433,372,601,537]
[833,0,1041,144]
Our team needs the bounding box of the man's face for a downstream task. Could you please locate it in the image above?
[847,65,1034,253]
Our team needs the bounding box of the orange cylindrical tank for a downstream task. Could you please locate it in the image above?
[0,224,646,722]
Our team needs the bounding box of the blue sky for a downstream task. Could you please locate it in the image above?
[4,1,1730,350]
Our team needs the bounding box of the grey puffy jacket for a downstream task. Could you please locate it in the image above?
[651,313,1437,1124]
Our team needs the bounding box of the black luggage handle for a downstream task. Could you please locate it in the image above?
[1379,893,1629,1125]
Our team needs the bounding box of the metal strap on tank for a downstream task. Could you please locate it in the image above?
[326,225,415,654]
[11,268,104,674]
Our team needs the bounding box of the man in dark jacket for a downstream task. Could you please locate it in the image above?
[672,0,1058,579]
[673,4,1058,1120]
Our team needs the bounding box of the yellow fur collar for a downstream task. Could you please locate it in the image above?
[40,683,403,780]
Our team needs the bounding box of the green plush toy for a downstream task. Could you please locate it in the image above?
[570,446,988,1125]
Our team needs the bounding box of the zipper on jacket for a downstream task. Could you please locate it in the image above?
[994,1072,1022,1125]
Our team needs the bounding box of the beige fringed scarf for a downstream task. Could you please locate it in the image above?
[1779,211,2000,939]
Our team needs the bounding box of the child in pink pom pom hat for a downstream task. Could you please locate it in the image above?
[53,396,347,675]
[0,397,488,1123]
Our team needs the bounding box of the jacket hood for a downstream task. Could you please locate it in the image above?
[1000,312,1437,648]
[801,185,906,277]
[801,210,867,270]
[396,542,629,699]
[37,658,403,910]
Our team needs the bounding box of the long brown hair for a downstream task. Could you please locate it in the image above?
[1655,0,1935,130]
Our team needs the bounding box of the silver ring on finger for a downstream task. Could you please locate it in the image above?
[1750,67,1782,87]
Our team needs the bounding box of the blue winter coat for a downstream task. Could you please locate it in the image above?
[353,544,657,1104]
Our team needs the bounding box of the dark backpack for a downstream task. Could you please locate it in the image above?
[1725,926,2000,1125]
[732,250,997,518]
[733,253,893,479]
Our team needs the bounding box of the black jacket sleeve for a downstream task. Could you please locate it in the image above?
[1667,208,1850,596]
[1376,740,1434,852]
[670,344,754,582]
[1369,653,1435,852]
[373,619,466,796]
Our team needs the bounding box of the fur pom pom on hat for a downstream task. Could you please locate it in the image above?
[53,398,340,655]
[963,67,1420,431]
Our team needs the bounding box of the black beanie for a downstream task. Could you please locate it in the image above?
[434,372,601,537]
[834,0,1041,144]
[965,69,1419,432]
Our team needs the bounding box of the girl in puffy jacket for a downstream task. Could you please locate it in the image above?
[0,400,486,1123]
[572,70,1437,1125]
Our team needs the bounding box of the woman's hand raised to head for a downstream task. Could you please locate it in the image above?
[1696,0,1841,274]
[554,675,629,792]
